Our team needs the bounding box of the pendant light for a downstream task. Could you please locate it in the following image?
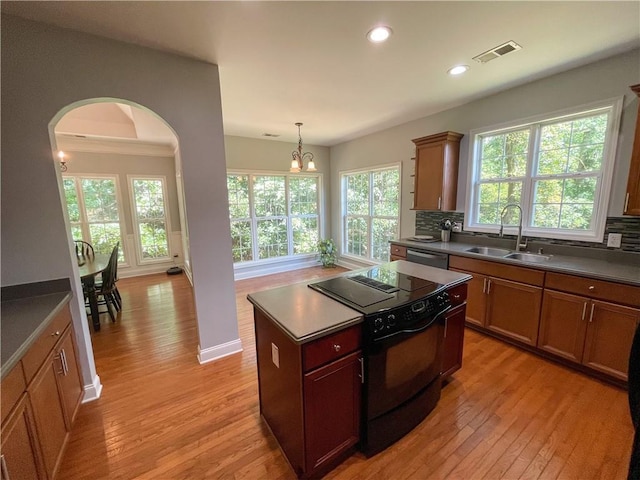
[290,122,316,172]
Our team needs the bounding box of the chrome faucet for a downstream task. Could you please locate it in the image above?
[499,203,527,252]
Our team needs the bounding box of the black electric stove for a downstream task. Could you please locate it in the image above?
[307,264,447,316]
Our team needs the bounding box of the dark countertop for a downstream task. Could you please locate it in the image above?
[392,239,640,287]
[248,260,472,344]
[1,279,72,379]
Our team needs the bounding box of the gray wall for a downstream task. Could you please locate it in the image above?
[1,15,239,393]
[329,48,640,244]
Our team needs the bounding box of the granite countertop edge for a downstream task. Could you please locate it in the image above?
[1,291,73,379]
[393,239,640,287]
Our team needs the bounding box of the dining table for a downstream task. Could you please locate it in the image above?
[78,253,110,331]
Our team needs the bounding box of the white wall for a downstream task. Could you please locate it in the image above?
[329,48,640,244]
[1,15,240,398]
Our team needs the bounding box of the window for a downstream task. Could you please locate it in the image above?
[466,99,622,242]
[130,177,171,262]
[341,165,400,262]
[227,172,320,263]
[62,175,126,261]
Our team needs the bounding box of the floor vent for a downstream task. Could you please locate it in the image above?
[473,41,522,64]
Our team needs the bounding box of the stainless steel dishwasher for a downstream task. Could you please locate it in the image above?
[406,249,449,269]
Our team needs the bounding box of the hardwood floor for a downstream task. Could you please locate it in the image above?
[58,268,634,479]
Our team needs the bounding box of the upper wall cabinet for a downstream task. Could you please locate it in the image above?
[625,84,640,216]
[411,131,463,211]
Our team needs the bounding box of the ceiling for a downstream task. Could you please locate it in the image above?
[3,1,639,146]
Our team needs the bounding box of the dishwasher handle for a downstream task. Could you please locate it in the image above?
[406,249,449,269]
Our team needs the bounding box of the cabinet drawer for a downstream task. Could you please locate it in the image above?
[1,362,26,425]
[545,272,640,308]
[390,244,407,258]
[303,325,362,372]
[22,306,71,384]
[448,283,468,307]
[449,256,545,287]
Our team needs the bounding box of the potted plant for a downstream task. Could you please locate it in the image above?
[318,239,337,268]
[440,219,452,242]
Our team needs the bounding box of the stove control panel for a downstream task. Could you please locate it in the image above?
[368,291,450,338]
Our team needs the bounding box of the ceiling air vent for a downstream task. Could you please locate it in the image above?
[262,133,280,138]
[473,41,522,64]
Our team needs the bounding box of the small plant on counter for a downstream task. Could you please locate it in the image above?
[440,219,452,231]
[318,239,337,268]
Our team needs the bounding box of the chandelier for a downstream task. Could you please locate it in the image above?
[290,122,316,173]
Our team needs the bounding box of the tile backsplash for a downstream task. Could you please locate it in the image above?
[415,211,640,253]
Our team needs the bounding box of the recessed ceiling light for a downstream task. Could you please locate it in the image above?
[367,26,392,43]
[447,65,469,76]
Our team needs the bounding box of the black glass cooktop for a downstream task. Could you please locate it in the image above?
[308,265,445,315]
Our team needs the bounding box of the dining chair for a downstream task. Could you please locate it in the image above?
[88,243,120,322]
[74,240,95,259]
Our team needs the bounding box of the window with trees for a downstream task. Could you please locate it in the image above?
[342,165,400,262]
[62,175,126,261]
[130,177,171,262]
[227,173,320,263]
[466,99,622,242]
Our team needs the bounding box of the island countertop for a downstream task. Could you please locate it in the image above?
[247,260,472,345]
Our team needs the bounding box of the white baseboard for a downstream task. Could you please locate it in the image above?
[82,374,103,403]
[198,339,243,364]
[233,256,319,280]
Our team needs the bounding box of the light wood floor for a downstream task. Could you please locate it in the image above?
[58,268,634,479]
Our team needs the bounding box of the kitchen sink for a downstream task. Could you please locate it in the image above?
[504,252,550,263]
[465,246,512,257]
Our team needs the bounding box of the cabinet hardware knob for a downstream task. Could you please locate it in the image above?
[333,344,341,352]
[453,294,461,300]
[588,286,595,291]
[51,331,60,336]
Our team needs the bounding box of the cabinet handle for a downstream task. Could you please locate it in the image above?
[60,349,69,376]
[482,278,487,294]
[452,294,461,301]
[444,318,448,338]
[581,302,587,321]
[589,303,596,323]
[1,454,10,480]
[333,344,341,352]
[438,197,442,210]
[487,279,492,294]
[51,330,61,337]
[358,357,365,384]
[55,353,64,375]
[588,285,595,291]
[625,192,630,213]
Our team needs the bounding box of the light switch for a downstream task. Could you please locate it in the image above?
[607,233,622,248]
[271,343,280,368]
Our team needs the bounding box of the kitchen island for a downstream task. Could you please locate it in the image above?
[247,260,471,479]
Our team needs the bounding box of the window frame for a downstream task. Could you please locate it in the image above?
[62,173,128,265]
[340,163,402,263]
[128,175,173,265]
[464,98,623,243]
[227,169,323,265]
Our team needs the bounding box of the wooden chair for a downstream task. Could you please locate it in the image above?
[74,240,94,259]
[88,243,120,322]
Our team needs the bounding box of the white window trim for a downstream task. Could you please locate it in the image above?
[464,97,623,243]
[340,162,402,263]
[227,169,324,266]
[128,174,173,265]
[63,173,130,267]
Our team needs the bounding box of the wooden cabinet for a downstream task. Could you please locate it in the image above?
[450,256,544,346]
[411,131,463,211]
[389,243,407,262]
[254,307,362,478]
[539,273,640,381]
[441,282,467,379]
[624,83,640,215]
[0,303,82,480]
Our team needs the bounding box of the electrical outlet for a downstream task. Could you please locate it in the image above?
[607,233,622,248]
[452,222,462,233]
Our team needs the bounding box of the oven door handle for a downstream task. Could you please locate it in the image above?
[372,305,451,343]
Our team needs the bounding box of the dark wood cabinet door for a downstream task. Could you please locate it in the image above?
[303,350,361,473]
[0,394,45,480]
[485,277,542,346]
[442,304,466,378]
[28,354,68,480]
[56,329,83,429]
[450,269,485,327]
[582,300,640,381]
[538,290,589,363]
